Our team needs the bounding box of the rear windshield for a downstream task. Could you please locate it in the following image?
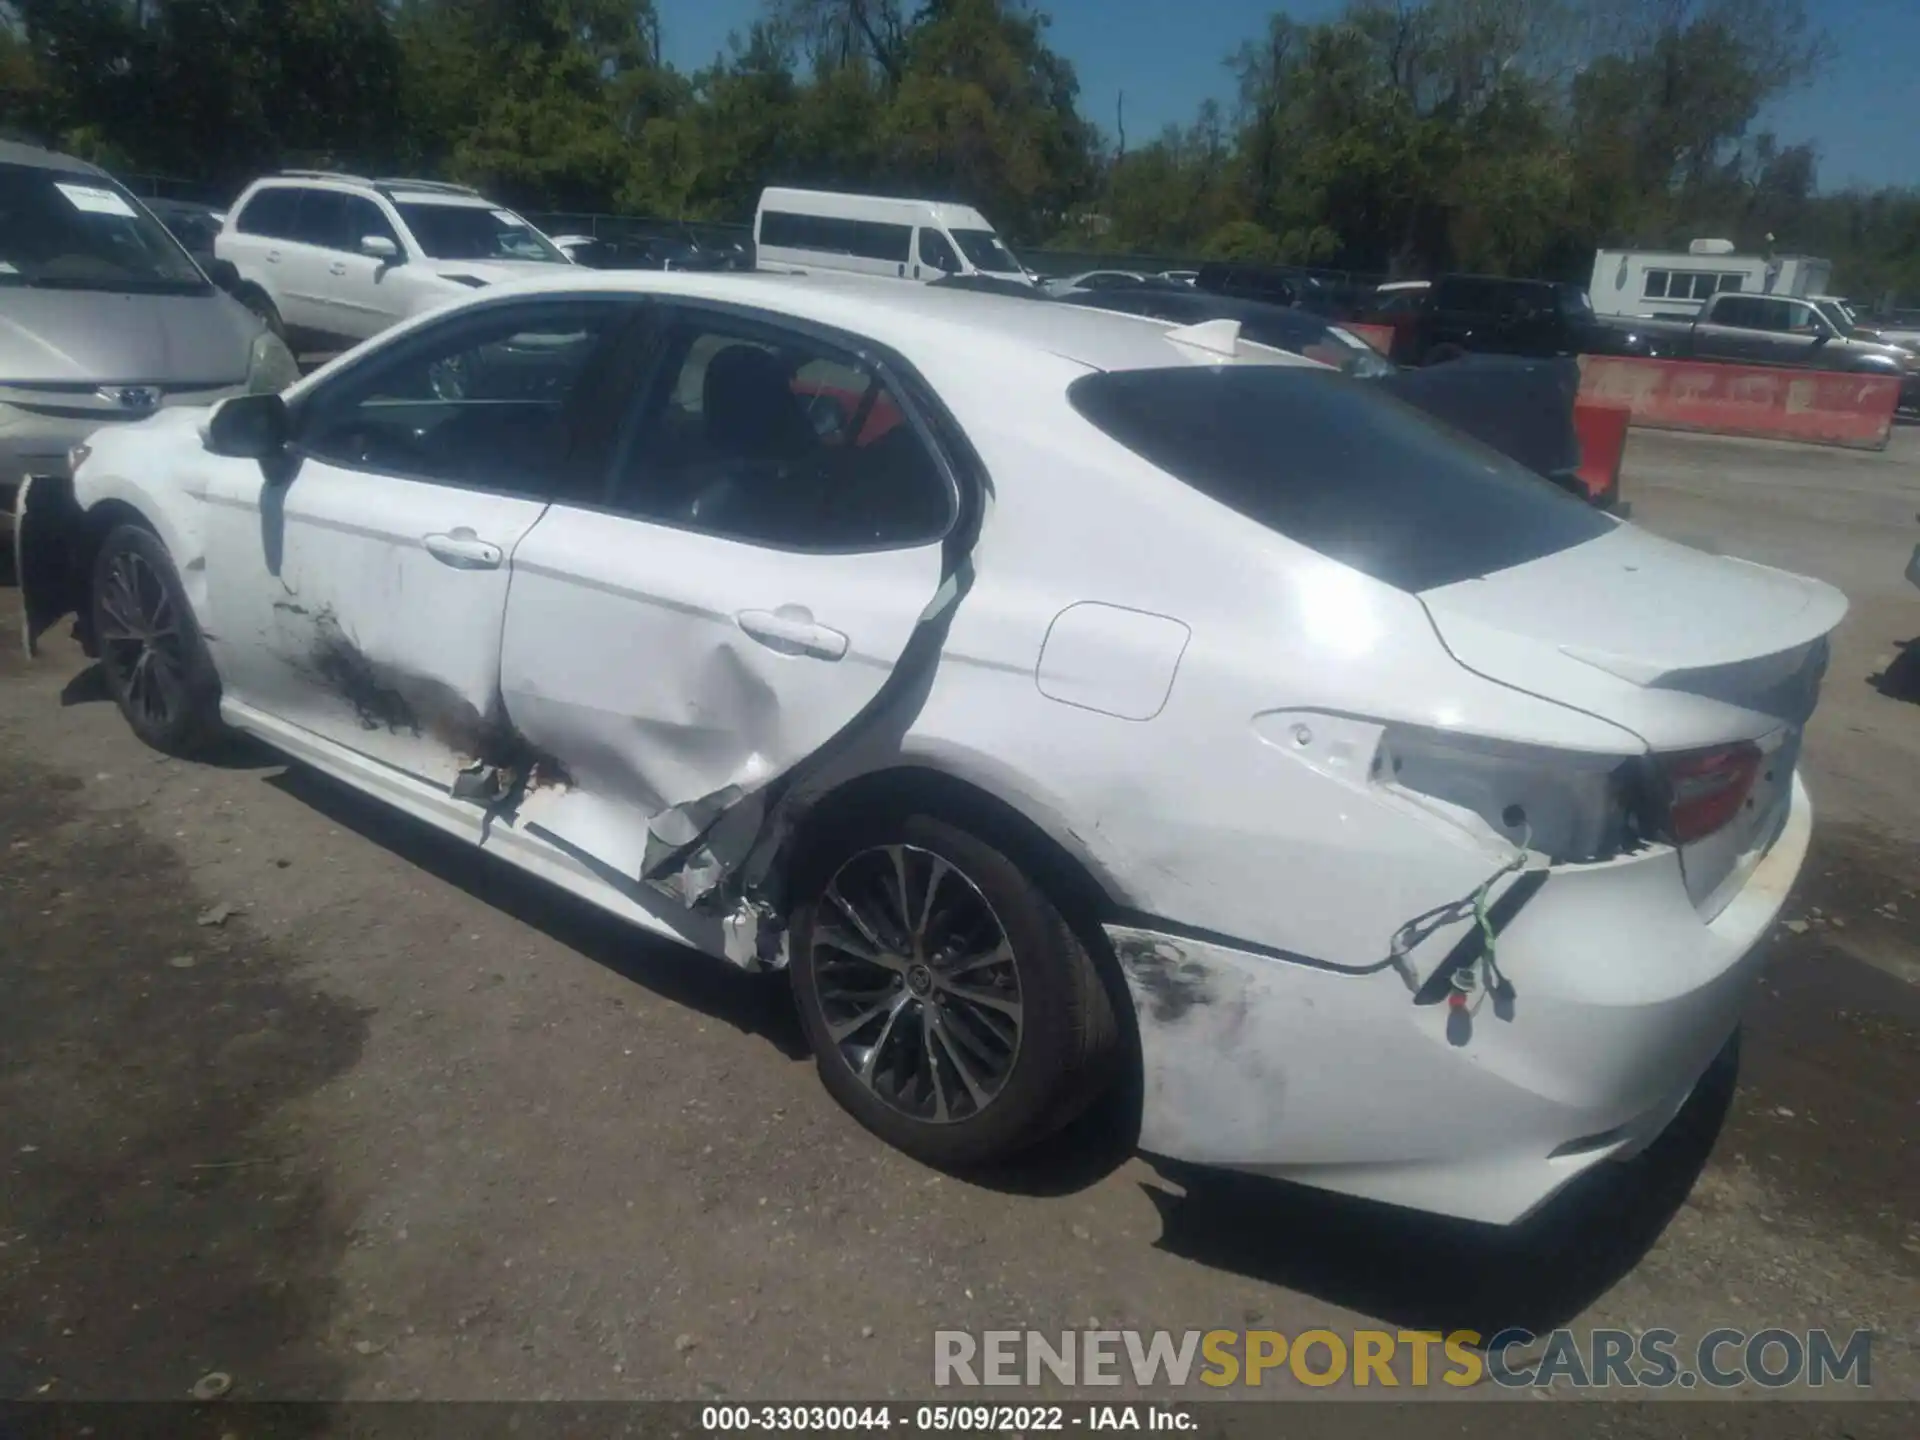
[1068,367,1612,592]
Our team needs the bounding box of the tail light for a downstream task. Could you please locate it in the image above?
[1659,743,1762,844]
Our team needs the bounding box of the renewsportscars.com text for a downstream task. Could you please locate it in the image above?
[933,1327,1874,1390]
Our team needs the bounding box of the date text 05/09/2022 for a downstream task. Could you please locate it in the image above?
[699,1404,1196,1431]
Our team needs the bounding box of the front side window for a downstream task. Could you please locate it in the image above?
[951,227,1022,275]
[287,189,348,249]
[295,299,635,491]
[342,196,400,253]
[1068,366,1611,593]
[1784,302,1824,336]
[609,312,954,551]
[396,202,564,262]
[917,229,959,274]
[0,163,207,292]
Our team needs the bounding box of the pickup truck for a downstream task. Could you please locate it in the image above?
[1606,290,1919,411]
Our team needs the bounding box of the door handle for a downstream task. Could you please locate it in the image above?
[266,249,282,263]
[329,262,347,276]
[422,529,503,569]
[736,607,849,661]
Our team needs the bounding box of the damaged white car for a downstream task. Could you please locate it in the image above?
[15,271,1843,1225]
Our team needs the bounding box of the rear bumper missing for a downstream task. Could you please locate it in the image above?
[1109,772,1812,1225]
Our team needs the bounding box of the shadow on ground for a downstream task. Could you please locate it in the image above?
[0,758,366,1405]
[1140,1034,1735,1339]
[1870,637,1920,704]
[266,764,810,1062]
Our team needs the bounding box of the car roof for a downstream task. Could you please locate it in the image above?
[240,176,501,210]
[0,139,105,175]
[463,270,1318,376]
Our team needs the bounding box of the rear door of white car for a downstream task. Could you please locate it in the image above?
[493,301,961,892]
[200,294,646,798]
[272,187,350,341]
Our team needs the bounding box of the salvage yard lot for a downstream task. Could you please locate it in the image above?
[1,428,1917,1409]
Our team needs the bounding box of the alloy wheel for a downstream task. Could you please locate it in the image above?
[811,844,1024,1124]
[98,548,188,731]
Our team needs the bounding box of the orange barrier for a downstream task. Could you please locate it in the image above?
[1346,322,1397,356]
[1572,401,1630,506]
[1577,355,1899,451]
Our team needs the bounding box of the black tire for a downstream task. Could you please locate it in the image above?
[90,523,223,756]
[239,285,288,343]
[1423,343,1466,366]
[789,810,1118,1170]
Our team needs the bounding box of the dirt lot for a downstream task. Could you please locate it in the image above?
[2,426,1917,1419]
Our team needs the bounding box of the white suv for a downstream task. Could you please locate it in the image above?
[214,171,572,350]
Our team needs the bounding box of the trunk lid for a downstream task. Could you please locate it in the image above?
[1418,523,1846,916]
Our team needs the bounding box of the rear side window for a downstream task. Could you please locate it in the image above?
[234,187,301,239]
[759,211,912,263]
[1068,367,1612,592]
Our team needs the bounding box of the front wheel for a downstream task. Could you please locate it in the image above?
[91,524,224,756]
[789,811,1118,1170]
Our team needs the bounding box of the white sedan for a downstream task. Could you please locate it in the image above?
[17,271,1840,1225]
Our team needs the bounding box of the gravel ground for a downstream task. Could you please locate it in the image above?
[1,425,1915,1424]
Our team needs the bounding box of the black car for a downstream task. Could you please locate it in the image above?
[142,197,226,270]
[561,232,735,272]
[1057,286,1593,503]
[1195,261,1346,316]
[1399,274,1644,365]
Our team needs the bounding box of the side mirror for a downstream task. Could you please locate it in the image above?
[361,234,401,262]
[205,257,241,292]
[203,392,290,460]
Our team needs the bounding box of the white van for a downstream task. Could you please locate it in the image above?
[754,187,1030,284]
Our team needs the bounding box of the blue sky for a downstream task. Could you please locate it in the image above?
[656,0,1918,191]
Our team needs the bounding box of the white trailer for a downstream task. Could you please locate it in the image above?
[1589,240,1832,320]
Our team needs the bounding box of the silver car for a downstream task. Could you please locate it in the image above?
[2,140,298,545]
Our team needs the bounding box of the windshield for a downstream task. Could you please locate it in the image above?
[396,202,565,263]
[1069,366,1611,592]
[1557,285,1596,319]
[0,164,208,292]
[951,228,1023,275]
[1813,300,1854,334]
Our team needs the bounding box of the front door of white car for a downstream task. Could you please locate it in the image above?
[493,305,960,883]
[200,296,645,802]
[320,195,411,341]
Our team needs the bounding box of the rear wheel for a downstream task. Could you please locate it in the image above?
[91,524,223,756]
[789,811,1118,1169]
[1423,343,1466,366]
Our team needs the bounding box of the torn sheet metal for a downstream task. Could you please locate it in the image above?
[636,566,973,920]
[493,398,988,959]
[14,474,87,660]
